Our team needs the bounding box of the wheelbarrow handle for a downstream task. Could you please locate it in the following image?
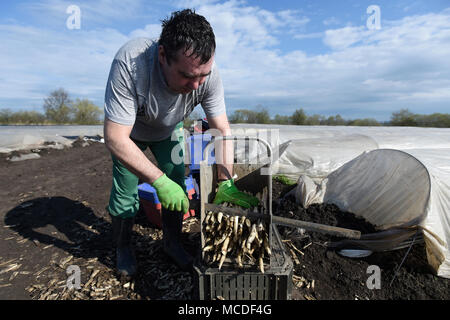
[203,203,361,240]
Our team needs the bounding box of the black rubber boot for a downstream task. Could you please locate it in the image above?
[162,208,194,271]
[111,215,137,278]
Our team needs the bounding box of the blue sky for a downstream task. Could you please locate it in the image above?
[1,0,449,121]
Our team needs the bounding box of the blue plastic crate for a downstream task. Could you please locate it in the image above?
[138,175,196,203]
[185,174,194,192]
[137,183,160,204]
[188,133,215,172]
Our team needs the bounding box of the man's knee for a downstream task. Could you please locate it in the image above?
[109,155,141,218]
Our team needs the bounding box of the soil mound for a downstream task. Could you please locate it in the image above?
[272,181,449,300]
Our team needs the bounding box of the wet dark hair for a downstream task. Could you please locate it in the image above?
[159,9,216,65]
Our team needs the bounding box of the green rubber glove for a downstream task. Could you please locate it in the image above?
[213,179,259,209]
[152,174,189,213]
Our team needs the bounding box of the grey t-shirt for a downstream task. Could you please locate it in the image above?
[104,38,226,142]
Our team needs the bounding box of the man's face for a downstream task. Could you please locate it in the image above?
[158,45,214,94]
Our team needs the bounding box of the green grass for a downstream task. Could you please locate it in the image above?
[273,174,296,186]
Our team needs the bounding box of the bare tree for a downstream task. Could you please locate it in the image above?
[43,88,74,123]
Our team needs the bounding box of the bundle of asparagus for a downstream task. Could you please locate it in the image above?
[202,207,271,273]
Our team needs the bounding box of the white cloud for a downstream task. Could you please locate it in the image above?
[323,16,340,26]
[190,2,450,119]
[2,1,450,120]
[277,9,310,28]
[128,24,161,39]
[0,23,129,108]
[176,0,221,8]
[21,0,147,24]
[323,26,366,50]
[293,32,324,40]
[0,1,164,109]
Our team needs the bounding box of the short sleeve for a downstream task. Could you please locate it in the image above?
[104,59,138,126]
[201,63,226,118]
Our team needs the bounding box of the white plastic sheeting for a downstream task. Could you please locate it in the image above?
[275,134,379,180]
[322,149,430,229]
[229,124,450,279]
[0,125,104,153]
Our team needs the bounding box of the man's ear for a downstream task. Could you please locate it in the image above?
[158,45,166,65]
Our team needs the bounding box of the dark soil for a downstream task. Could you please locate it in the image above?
[0,141,197,300]
[272,182,450,300]
[0,142,449,300]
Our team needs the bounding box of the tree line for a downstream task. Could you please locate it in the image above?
[1,89,449,128]
[0,88,103,125]
[228,107,450,127]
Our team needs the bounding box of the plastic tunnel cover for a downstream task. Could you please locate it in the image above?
[293,148,450,277]
[323,149,431,230]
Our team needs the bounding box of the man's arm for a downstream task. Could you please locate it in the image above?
[104,118,163,184]
[206,113,234,181]
[207,113,260,209]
